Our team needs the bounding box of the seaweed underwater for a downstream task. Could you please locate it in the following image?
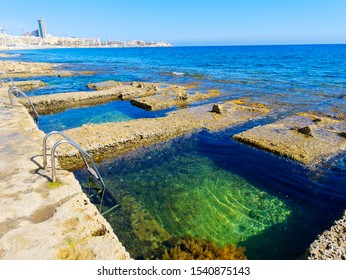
[74,134,302,259]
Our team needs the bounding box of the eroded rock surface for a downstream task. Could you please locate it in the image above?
[306,211,346,260]
[233,113,346,165]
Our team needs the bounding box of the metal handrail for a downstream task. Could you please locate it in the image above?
[8,86,39,123]
[0,71,15,88]
[1,71,39,123]
[43,131,107,212]
[43,131,88,170]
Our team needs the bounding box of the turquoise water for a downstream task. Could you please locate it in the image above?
[38,100,169,132]
[2,45,345,259]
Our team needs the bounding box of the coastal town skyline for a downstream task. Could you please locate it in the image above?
[1,0,345,46]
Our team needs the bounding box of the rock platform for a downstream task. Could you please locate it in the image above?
[0,60,73,78]
[56,100,270,170]
[0,86,130,260]
[19,89,123,114]
[130,87,221,111]
[233,112,346,165]
[19,81,162,114]
[4,80,46,92]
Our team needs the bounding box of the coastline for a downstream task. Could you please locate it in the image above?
[0,45,172,51]
[0,52,345,260]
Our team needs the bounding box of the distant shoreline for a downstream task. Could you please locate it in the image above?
[2,43,346,52]
[0,45,172,51]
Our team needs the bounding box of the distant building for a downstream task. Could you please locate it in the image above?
[0,27,5,35]
[37,18,46,39]
[31,29,39,37]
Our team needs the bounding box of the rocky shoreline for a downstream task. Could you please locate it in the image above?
[0,58,345,260]
[0,60,94,78]
[0,86,130,260]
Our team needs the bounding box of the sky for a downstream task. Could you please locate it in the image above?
[0,0,345,46]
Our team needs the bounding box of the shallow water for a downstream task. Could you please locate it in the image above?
[38,100,170,133]
[2,45,345,259]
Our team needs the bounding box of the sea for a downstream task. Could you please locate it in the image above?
[2,44,346,259]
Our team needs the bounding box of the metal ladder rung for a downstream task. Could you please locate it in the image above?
[87,166,100,180]
[101,204,120,216]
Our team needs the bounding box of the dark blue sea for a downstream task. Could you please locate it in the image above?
[2,45,345,259]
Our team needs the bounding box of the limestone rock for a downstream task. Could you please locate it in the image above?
[87,80,122,90]
[306,211,346,260]
[233,113,346,165]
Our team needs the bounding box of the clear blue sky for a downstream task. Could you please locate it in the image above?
[1,0,345,46]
